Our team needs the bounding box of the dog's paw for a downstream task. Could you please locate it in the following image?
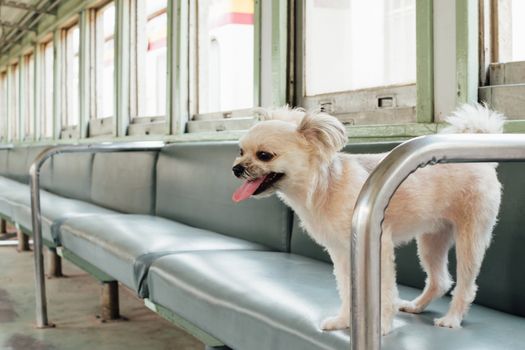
[398,299,424,314]
[434,315,462,329]
[321,315,349,331]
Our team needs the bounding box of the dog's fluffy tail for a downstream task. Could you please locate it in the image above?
[441,103,505,134]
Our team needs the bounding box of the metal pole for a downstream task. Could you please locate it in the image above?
[29,141,165,328]
[350,134,525,350]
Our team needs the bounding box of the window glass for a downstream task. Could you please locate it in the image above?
[96,2,115,118]
[510,0,525,61]
[23,54,35,139]
[42,41,54,138]
[9,64,19,141]
[137,0,167,117]
[197,0,255,114]
[304,0,416,96]
[0,72,7,141]
[65,24,80,127]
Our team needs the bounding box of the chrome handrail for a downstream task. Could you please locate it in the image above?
[350,133,525,350]
[29,141,165,328]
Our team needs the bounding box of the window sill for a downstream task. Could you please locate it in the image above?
[6,120,525,147]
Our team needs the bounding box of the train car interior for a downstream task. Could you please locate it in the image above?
[0,0,524,349]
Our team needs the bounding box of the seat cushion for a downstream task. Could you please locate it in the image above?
[58,214,271,296]
[156,142,292,251]
[147,251,525,350]
[10,190,117,245]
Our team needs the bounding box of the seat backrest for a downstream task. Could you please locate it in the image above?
[1,146,51,184]
[90,152,159,214]
[289,142,400,259]
[6,147,30,183]
[155,142,292,251]
[396,162,525,317]
[0,149,9,177]
[43,153,93,201]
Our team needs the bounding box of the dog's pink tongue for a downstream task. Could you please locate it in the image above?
[232,176,266,202]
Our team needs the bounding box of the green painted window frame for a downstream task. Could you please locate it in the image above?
[1,0,524,147]
[185,0,264,134]
[293,0,424,127]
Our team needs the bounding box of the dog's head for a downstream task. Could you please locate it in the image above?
[232,108,347,202]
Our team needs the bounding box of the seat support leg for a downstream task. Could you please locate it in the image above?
[47,248,63,278]
[100,281,120,321]
[0,219,6,234]
[16,228,30,252]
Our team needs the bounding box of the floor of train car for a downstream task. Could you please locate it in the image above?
[0,230,203,350]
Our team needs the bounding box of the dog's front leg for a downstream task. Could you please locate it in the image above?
[381,230,398,335]
[321,249,350,331]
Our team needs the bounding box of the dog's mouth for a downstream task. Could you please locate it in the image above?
[232,172,284,202]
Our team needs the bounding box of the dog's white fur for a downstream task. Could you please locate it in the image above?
[233,104,503,335]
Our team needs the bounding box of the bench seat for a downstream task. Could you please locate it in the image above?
[0,176,117,245]
[0,176,30,218]
[147,250,525,350]
[13,191,117,245]
[58,214,272,296]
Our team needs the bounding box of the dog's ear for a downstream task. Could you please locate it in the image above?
[297,112,347,157]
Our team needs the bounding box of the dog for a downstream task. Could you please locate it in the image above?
[231,104,503,335]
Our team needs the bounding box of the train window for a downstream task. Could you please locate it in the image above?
[0,71,6,142]
[479,0,525,120]
[187,0,259,133]
[297,0,416,125]
[41,41,54,139]
[491,0,525,63]
[95,2,115,119]
[196,0,256,114]
[8,64,19,142]
[21,54,35,141]
[63,24,80,131]
[136,0,167,118]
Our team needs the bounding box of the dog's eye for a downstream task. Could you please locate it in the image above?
[256,151,273,162]
[239,148,244,156]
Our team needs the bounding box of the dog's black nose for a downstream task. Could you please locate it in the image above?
[232,164,245,178]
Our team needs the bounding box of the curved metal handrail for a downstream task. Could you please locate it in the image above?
[350,133,525,350]
[29,141,165,328]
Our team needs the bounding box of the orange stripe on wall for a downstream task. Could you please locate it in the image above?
[211,12,254,29]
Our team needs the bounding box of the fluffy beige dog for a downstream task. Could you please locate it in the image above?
[231,104,503,335]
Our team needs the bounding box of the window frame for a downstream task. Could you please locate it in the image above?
[478,0,525,121]
[127,0,169,136]
[21,52,36,141]
[8,62,20,143]
[37,38,56,140]
[59,21,81,139]
[0,70,8,143]
[87,0,117,138]
[186,0,263,133]
[293,0,419,127]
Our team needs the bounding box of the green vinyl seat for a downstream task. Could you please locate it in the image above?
[147,250,525,350]
[58,214,271,296]
[0,176,29,219]
[11,190,117,245]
